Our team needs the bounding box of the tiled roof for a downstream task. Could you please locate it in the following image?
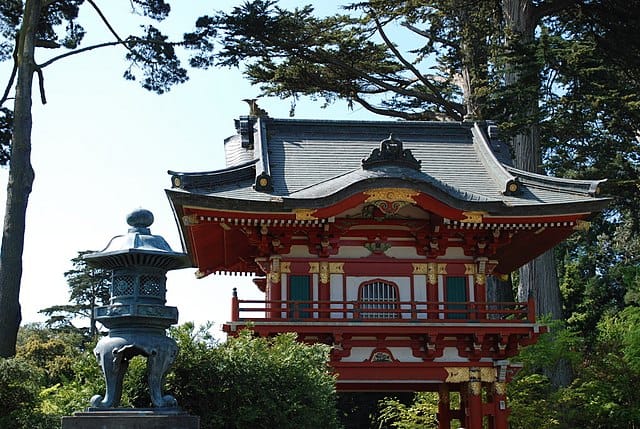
[167,117,608,216]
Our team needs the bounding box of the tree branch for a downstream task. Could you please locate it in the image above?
[373,15,463,120]
[401,22,459,50]
[533,0,575,22]
[36,68,46,104]
[37,41,120,68]
[0,40,19,108]
[87,0,126,44]
[353,94,440,120]
[316,50,460,111]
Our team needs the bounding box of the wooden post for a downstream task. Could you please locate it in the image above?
[474,259,487,320]
[319,261,330,319]
[438,383,451,429]
[268,257,282,320]
[231,288,239,321]
[474,278,487,320]
[527,295,536,322]
[467,369,483,429]
[427,263,438,319]
[492,382,509,429]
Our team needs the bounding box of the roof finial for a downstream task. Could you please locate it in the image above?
[242,98,269,117]
[126,208,154,233]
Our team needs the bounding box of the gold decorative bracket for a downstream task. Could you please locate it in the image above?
[294,209,318,221]
[461,211,487,223]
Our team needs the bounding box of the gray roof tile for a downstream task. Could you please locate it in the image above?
[167,117,609,216]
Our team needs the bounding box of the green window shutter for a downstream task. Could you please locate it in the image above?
[446,276,467,319]
[289,275,311,318]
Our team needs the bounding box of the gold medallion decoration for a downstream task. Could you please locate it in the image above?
[319,261,329,284]
[475,273,486,286]
[428,263,438,284]
[308,262,319,273]
[269,257,281,283]
[268,271,280,283]
[364,188,419,205]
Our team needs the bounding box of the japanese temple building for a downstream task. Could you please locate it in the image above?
[166,116,608,429]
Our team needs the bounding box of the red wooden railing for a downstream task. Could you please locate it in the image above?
[230,290,536,324]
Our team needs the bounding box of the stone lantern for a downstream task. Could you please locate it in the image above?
[84,208,190,409]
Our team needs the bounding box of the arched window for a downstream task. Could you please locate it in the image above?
[359,280,399,319]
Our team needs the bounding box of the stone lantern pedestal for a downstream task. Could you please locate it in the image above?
[61,209,199,429]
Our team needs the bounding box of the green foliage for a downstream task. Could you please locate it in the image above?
[374,392,440,429]
[509,374,560,429]
[168,323,341,429]
[16,327,81,385]
[509,313,640,428]
[0,357,56,429]
[38,345,105,416]
[517,320,583,374]
[599,307,640,375]
[39,250,111,338]
[186,0,469,120]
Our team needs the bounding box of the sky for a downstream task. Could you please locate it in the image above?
[0,1,380,338]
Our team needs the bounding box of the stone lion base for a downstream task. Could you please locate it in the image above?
[61,409,199,429]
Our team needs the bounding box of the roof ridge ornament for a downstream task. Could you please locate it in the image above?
[362,134,422,171]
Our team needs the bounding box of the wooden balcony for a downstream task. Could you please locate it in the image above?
[229,292,536,325]
[224,289,542,362]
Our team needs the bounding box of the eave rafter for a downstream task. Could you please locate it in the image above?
[177,191,596,276]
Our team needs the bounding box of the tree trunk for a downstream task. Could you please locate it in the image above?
[486,276,514,304]
[501,0,562,317]
[502,0,570,387]
[0,0,40,357]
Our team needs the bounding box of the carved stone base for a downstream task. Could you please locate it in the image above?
[61,409,199,429]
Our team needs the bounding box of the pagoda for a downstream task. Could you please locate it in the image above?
[166,116,608,429]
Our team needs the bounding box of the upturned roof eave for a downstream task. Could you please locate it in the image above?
[504,165,606,196]
[165,177,610,220]
[471,123,519,195]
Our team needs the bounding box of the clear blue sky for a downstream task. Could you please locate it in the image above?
[0,1,380,337]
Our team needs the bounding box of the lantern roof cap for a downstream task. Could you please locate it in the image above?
[85,208,192,270]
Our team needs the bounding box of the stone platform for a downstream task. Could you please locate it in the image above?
[61,408,199,429]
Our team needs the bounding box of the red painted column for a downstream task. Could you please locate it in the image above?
[467,368,483,429]
[268,257,282,320]
[427,262,439,319]
[492,382,509,429]
[474,273,487,320]
[474,258,488,320]
[231,287,239,321]
[319,261,330,320]
[459,384,469,428]
[438,383,451,429]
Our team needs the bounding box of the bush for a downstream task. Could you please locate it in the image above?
[0,357,56,429]
[168,324,342,429]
